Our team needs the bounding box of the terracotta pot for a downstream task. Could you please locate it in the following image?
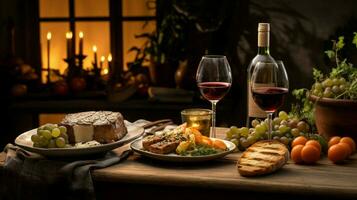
[309,94,357,141]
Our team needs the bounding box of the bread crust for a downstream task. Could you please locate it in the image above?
[237,140,289,177]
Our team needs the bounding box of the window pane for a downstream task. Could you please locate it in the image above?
[75,22,110,71]
[122,0,156,17]
[75,0,109,17]
[39,0,69,18]
[123,21,156,71]
[39,114,66,125]
[40,22,69,83]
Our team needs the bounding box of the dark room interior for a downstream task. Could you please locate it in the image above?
[0,0,357,199]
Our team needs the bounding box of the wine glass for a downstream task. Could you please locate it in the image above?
[196,55,232,138]
[251,60,289,140]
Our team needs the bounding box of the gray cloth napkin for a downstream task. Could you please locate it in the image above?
[0,144,132,200]
[0,120,152,200]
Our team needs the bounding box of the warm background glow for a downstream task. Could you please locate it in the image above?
[40,22,69,82]
[40,0,69,17]
[75,0,109,17]
[39,0,156,124]
[76,22,110,70]
[123,21,156,70]
[40,0,156,83]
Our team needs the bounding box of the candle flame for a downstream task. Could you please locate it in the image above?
[66,32,73,39]
[47,32,52,40]
[101,56,105,62]
[103,68,109,75]
[92,45,97,52]
[79,31,84,38]
[107,53,112,62]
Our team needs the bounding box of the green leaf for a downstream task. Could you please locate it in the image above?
[292,88,306,100]
[324,50,335,59]
[313,68,323,81]
[353,32,357,48]
[336,36,345,50]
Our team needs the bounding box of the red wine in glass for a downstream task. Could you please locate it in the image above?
[198,82,231,101]
[252,87,288,112]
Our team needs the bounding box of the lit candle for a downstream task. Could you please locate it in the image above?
[66,32,73,59]
[107,53,112,74]
[103,68,109,75]
[92,45,98,67]
[78,31,84,56]
[47,32,51,84]
[100,56,105,70]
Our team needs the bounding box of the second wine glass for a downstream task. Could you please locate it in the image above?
[196,55,232,138]
[251,60,289,140]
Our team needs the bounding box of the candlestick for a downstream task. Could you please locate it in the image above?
[79,31,83,56]
[66,32,73,60]
[47,32,51,84]
[100,56,105,70]
[107,53,112,74]
[92,45,98,68]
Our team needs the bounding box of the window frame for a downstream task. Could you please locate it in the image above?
[39,0,157,80]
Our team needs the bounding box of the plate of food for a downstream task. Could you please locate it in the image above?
[130,124,236,162]
[15,111,144,157]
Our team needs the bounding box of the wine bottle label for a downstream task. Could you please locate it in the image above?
[248,82,273,118]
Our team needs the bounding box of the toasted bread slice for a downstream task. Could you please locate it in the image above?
[147,141,180,154]
[237,140,289,177]
[142,135,164,150]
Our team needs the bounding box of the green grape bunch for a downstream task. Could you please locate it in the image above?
[31,123,69,148]
[311,33,357,100]
[225,111,311,151]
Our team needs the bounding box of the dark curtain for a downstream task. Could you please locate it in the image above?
[0,0,40,148]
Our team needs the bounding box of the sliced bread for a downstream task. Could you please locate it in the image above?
[237,140,289,177]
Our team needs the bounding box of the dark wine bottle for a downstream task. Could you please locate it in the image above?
[246,23,277,127]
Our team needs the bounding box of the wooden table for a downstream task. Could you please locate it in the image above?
[1,128,357,199]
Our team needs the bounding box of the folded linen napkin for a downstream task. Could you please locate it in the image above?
[0,120,157,200]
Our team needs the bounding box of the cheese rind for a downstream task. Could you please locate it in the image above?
[60,111,127,144]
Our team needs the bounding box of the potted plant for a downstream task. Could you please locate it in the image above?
[292,33,357,141]
[127,5,190,87]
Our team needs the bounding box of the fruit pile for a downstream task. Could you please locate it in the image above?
[328,136,356,163]
[311,77,348,98]
[290,135,356,164]
[31,123,69,148]
[291,136,321,164]
[225,111,313,150]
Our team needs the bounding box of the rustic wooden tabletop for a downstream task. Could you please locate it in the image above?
[1,128,357,199]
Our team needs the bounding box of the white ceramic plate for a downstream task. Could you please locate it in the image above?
[130,138,236,162]
[15,125,144,157]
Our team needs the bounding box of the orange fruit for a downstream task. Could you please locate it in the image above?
[201,136,213,147]
[340,137,356,153]
[212,139,227,150]
[301,145,320,164]
[291,136,308,148]
[338,142,352,157]
[305,140,321,152]
[291,144,304,164]
[328,144,348,163]
[328,136,341,148]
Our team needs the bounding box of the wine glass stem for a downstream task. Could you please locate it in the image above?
[211,101,217,138]
[267,112,273,140]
